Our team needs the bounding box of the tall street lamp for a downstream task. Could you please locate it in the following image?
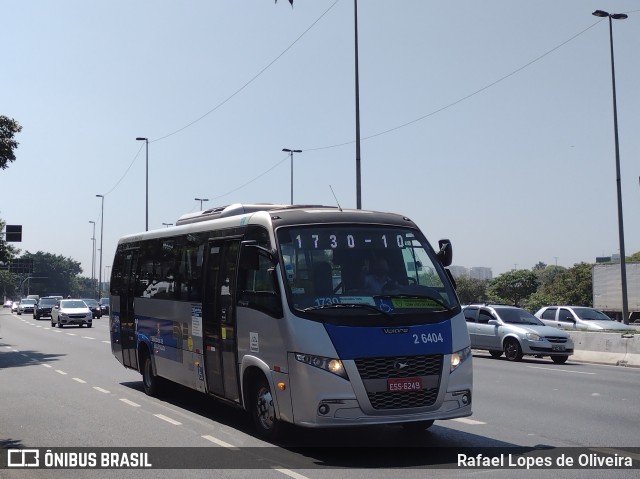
[282,148,302,205]
[96,194,104,300]
[592,9,629,324]
[89,220,96,297]
[195,198,209,210]
[354,0,362,209]
[136,137,149,231]
[162,222,173,228]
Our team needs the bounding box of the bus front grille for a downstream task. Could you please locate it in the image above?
[354,355,443,410]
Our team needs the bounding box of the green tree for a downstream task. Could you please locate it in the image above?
[0,116,22,170]
[534,264,566,289]
[20,251,82,297]
[486,269,538,306]
[455,276,489,304]
[627,251,640,262]
[541,262,593,306]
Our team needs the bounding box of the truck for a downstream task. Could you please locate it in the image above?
[592,262,640,323]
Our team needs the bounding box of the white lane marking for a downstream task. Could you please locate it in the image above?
[527,366,596,375]
[20,353,29,358]
[82,336,95,340]
[72,378,87,384]
[52,330,62,333]
[93,387,110,394]
[11,349,19,352]
[154,414,182,426]
[42,364,52,368]
[102,341,111,344]
[66,333,77,336]
[119,398,141,408]
[452,417,486,425]
[55,370,68,375]
[201,435,239,450]
[4,346,11,349]
[274,469,311,479]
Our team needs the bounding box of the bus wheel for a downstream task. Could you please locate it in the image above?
[252,377,281,441]
[142,353,162,397]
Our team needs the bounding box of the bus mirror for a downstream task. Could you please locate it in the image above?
[437,239,453,267]
[240,244,260,270]
[240,241,277,270]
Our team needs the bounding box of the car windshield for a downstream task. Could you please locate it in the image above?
[82,299,98,306]
[497,308,544,325]
[61,300,87,309]
[39,299,56,306]
[276,225,458,321]
[572,307,612,321]
[21,299,36,305]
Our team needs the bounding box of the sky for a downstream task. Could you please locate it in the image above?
[2,0,639,282]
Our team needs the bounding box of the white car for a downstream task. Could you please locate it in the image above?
[51,299,93,328]
[535,306,633,332]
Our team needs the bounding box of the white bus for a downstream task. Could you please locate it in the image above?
[109,204,472,439]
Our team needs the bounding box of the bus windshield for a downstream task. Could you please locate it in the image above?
[276,225,458,320]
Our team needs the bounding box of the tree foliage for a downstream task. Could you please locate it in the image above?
[20,251,83,297]
[0,116,22,170]
[486,269,538,306]
[455,276,489,304]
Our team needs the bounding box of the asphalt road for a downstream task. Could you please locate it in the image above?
[1,308,639,479]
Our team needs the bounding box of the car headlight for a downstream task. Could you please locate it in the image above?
[294,353,348,380]
[450,346,472,372]
[526,332,542,341]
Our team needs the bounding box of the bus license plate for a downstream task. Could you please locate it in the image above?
[552,345,565,351]
[388,377,422,392]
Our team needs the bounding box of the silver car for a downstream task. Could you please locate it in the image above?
[51,299,93,328]
[535,306,633,332]
[463,304,573,364]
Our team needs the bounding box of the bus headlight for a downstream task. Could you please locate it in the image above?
[450,346,471,372]
[294,353,348,380]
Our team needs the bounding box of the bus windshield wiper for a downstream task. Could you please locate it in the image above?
[302,303,393,320]
[373,294,453,312]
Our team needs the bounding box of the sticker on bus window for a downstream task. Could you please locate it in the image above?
[391,298,443,309]
[250,332,259,352]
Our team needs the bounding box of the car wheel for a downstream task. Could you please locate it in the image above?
[503,338,523,361]
[87,323,92,328]
[551,356,568,364]
[489,350,503,359]
[251,376,282,441]
[401,420,434,433]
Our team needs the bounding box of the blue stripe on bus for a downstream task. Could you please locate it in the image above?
[324,322,452,359]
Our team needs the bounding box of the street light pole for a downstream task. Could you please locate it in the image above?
[89,220,96,297]
[593,9,629,324]
[96,194,104,300]
[136,137,149,231]
[354,0,362,210]
[282,148,302,205]
[162,222,173,228]
[194,198,209,210]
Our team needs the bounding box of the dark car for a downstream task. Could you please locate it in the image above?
[99,297,110,315]
[33,297,58,319]
[82,298,102,319]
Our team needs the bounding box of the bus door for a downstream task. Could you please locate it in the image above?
[203,239,240,402]
[119,248,139,370]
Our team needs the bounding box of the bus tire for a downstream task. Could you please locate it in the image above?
[142,352,162,397]
[251,376,282,441]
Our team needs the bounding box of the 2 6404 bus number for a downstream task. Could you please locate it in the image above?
[413,333,444,344]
